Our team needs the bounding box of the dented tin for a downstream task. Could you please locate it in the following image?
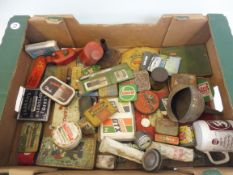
[179,125,195,147]
[155,116,179,136]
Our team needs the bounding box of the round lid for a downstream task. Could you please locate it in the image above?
[151,67,168,83]
[52,122,82,150]
[141,118,151,127]
[142,149,162,172]
[84,42,104,60]
[134,91,159,114]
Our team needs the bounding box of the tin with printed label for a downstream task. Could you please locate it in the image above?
[52,122,82,150]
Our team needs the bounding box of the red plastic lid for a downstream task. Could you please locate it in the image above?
[134,91,159,114]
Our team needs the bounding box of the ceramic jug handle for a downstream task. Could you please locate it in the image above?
[205,151,230,165]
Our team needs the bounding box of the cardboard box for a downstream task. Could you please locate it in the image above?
[0,14,233,174]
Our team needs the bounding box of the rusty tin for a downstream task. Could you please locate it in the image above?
[134,70,151,92]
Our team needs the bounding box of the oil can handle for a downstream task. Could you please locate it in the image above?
[205,151,230,165]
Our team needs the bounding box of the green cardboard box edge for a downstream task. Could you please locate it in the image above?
[0,14,233,119]
[207,14,233,106]
[0,15,30,119]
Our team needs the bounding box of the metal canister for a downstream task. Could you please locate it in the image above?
[134,91,159,114]
[150,67,168,90]
[52,122,82,150]
[135,131,152,150]
[142,149,162,172]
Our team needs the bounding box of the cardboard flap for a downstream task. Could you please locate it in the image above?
[163,15,208,46]
[63,15,173,48]
[27,16,75,48]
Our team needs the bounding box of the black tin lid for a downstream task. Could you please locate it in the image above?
[151,67,169,83]
[142,149,162,172]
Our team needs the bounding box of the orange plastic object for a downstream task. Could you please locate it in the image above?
[79,42,104,66]
[45,48,76,65]
[26,57,47,89]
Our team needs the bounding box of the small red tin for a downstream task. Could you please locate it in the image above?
[26,57,47,89]
[17,152,35,165]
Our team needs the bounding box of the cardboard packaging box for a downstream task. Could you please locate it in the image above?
[0,14,233,175]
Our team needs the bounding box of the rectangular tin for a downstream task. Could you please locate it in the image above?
[36,137,97,169]
[18,122,42,152]
[99,98,135,141]
[17,88,51,122]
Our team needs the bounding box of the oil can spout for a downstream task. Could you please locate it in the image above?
[100,39,109,53]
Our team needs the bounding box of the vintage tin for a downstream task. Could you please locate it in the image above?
[40,76,75,106]
[134,70,151,92]
[150,67,168,90]
[71,65,83,90]
[119,84,137,102]
[164,56,181,76]
[99,137,144,164]
[100,98,135,141]
[179,125,195,147]
[197,78,214,102]
[135,110,157,139]
[135,131,152,150]
[26,57,47,89]
[79,64,134,94]
[79,96,93,117]
[52,122,82,150]
[82,65,101,76]
[17,88,51,122]
[36,137,97,169]
[78,117,96,135]
[18,122,42,153]
[84,99,117,127]
[142,149,162,172]
[148,142,194,162]
[99,84,118,97]
[134,91,159,114]
[25,40,59,59]
[95,154,116,170]
[141,52,153,70]
[159,97,168,115]
[154,134,179,145]
[170,74,197,90]
[147,54,167,72]
[121,47,159,71]
[51,96,80,127]
[155,116,179,136]
[17,152,35,165]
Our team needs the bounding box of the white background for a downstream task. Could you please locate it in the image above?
[0,0,232,43]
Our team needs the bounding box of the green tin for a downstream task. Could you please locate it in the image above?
[119,84,137,101]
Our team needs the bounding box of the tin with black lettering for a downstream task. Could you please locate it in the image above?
[17,88,51,122]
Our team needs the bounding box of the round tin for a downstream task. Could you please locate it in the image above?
[135,131,152,150]
[134,91,159,114]
[142,149,162,172]
[150,67,168,90]
[52,122,82,150]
